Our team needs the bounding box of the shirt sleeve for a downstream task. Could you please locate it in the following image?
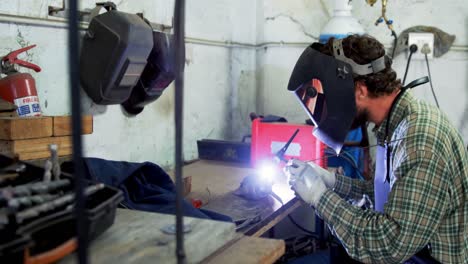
[333,173,374,201]
[316,150,449,263]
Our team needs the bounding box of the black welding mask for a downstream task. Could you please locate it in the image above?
[122,31,175,115]
[80,3,153,105]
[287,39,385,153]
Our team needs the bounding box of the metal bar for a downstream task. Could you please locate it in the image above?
[174,0,186,263]
[67,0,88,263]
[1,13,468,52]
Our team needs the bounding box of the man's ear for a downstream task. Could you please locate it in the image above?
[355,81,369,101]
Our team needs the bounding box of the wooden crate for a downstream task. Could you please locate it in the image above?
[0,117,53,140]
[0,136,72,160]
[53,115,93,136]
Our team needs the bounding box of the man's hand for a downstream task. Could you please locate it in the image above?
[285,159,327,207]
[306,161,336,189]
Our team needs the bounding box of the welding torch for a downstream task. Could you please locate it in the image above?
[274,128,300,166]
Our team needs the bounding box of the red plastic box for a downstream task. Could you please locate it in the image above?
[250,118,327,168]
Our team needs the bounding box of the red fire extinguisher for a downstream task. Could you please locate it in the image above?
[0,45,42,117]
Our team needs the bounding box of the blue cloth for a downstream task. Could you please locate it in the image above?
[289,250,330,264]
[64,157,232,222]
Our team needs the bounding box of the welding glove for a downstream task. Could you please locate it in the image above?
[285,159,327,207]
[306,161,336,189]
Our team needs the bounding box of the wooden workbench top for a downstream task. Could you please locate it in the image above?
[176,160,301,236]
[60,209,285,264]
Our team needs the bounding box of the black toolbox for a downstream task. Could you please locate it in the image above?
[0,154,123,263]
[197,139,251,164]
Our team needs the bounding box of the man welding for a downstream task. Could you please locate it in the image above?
[285,34,467,263]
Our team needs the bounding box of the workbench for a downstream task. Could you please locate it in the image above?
[181,160,302,237]
[60,160,299,263]
[60,209,285,264]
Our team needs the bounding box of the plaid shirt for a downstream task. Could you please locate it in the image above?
[316,92,468,263]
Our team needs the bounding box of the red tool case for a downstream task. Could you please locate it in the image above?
[250,118,327,168]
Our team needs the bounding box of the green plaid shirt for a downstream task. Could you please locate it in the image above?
[316,92,468,263]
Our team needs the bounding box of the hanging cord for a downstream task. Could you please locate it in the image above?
[270,191,318,236]
[390,30,398,59]
[288,214,318,236]
[402,44,418,85]
[304,135,421,165]
[422,45,440,108]
[173,0,186,263]
[67,0,88,263]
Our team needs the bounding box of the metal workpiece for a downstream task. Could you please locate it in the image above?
[0,163,27,184]
[15,183,105,223]
[0,179,71,201]
[43,160,53,182]
[0,163,26,174]
[48,144,61,180]
[7,193,59,210]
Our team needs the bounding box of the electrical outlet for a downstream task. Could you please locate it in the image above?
[408,33,434,60]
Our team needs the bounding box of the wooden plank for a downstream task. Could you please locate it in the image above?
[0,117,53,140]
[0,136,72,160]
[60,209,238,264]
[204,236,285,264]
[52,115,93,136]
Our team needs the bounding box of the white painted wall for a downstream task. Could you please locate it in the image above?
[256,0,468,145]
[0,0,258,168]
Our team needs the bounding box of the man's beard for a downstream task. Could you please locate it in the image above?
[350,107,370,130]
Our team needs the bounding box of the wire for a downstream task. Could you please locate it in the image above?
[324,149,365,180]
[288,214,317,236]
[269,190,318,236]
[402,44,418,85]
[390,30,398,59]
[424,53,440,108]
[305,135,415,164]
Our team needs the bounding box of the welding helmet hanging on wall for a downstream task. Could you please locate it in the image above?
[287,39,385,153]
[122,31,175,115]
[80,3,153,105]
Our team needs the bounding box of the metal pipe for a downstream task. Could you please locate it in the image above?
[1,13,468,52]
[0,12,89,29]
[174,0,186,263]
[67,1,88,263]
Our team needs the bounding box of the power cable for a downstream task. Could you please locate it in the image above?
[402,44,418,85]
[424,53,440,108]
[390,30,398,59]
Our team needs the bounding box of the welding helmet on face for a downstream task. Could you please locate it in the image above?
[287,39,385,153]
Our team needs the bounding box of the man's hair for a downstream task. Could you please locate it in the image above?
[317,34,401,97]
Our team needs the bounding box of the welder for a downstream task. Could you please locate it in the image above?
[285,34,467,263]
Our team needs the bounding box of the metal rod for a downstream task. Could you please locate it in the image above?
[2,13,467,52]
[174,0,186,263]
[67,0,88,263]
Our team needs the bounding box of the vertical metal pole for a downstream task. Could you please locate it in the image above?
[67,1,88,263]
[174,0,186,263]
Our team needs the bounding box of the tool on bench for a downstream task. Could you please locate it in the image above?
[0,45,42,117]
[15,183,105,224]
[235,130,300,201]
[274,129,300,164]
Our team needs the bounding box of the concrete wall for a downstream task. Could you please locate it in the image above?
[256,0,468,145]
[0,0,257,168]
